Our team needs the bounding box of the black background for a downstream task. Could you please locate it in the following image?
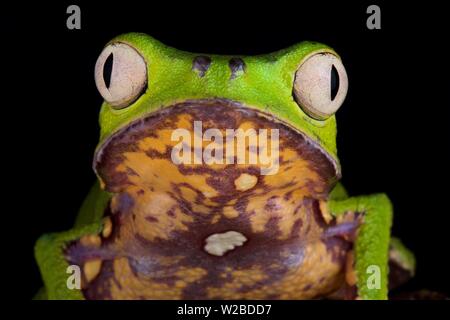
[11,1,448,299]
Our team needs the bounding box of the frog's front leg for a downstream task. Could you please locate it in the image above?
[328,194,393,300]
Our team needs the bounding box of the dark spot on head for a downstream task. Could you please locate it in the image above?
[192,56,212,77]
[229,57,246,79]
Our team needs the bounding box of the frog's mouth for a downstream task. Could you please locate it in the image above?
[67,99,346,299]
[93,99,339,191]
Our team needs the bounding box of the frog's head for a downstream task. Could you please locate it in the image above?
[93,33,348,215]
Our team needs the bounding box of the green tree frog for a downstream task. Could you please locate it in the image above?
[35,33,415,300]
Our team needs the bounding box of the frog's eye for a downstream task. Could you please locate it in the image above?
[293,53,348,120]
[94,43,147,109]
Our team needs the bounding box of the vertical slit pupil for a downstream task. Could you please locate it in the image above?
[330,64,339,101]
[103,53,114,89]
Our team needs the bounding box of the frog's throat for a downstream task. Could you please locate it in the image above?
[94,98,340,194]
[93,98,340,236]
[71,99,351,299]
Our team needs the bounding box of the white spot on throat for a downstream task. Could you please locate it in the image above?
[204,231,247,256]
[234,173,258,191]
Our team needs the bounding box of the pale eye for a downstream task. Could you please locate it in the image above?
[293,53,348,120]
[94,43,147,109]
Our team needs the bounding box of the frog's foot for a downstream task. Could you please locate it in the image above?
[319,210,363,300]
[324,228,416,300]
[329,194,395,300]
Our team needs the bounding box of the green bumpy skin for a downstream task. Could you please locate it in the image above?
[34,33,414,300]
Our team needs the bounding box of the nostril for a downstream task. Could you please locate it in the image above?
[229,57,246,79]
[192,56,212,77]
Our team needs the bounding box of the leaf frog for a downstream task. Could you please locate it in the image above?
[35,33,415,300]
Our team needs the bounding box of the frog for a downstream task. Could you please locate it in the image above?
[34,33,416,300]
